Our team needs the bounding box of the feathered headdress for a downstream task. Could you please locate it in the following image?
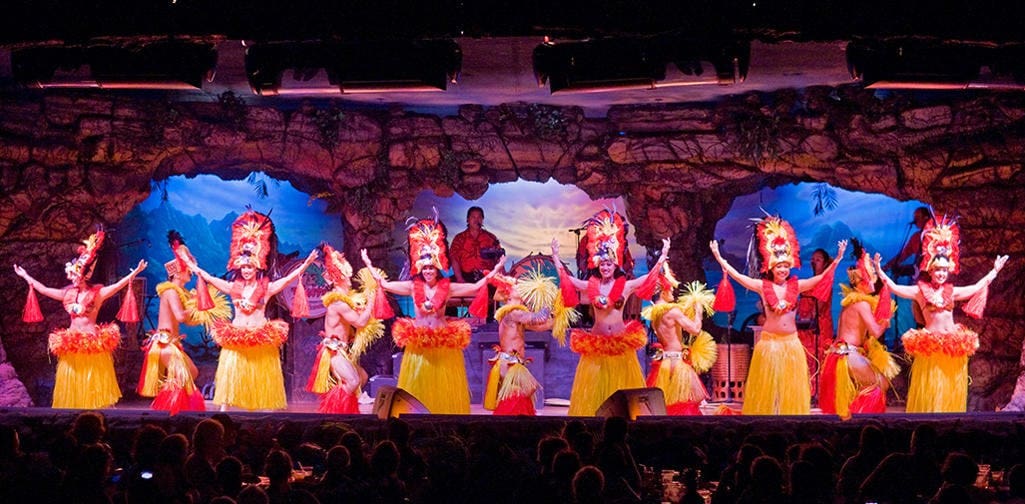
[584,209,628,269]
[920,215,960,274]
[228,209,274,271]
[846,239,878,290]
[755,215,800,273]
[406,209,449,275]
[65,227,105,280]
[320,243,353,286]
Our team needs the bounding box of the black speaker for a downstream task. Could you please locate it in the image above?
[595,388,667,419]
[371,386,430,419]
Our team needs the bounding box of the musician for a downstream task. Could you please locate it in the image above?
[449,206,503,321]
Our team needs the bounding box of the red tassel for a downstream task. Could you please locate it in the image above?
[634,270,659,300]
[22,286,44,323]
[963,284,989,319]
[808,268,835,303]
[117,279,140,323]
[195,276,214,312]
[712,274,735,312]
[468,285,489,319]
[874,283,893,322]
[373,286,395,319]
[559,269,579,306]
[645,359,662,388]
[291,278,309,319]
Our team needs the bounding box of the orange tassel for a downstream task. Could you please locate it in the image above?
[712,274,735,312]
[23,286,44,323]
[117,279,140,323]
[634,270,659,300]
[291,279,309,319]
[374,286,395,319]
[195,276,214,311]
[469,284,489,319]
[963,284,988,319]
[558,268,579,306]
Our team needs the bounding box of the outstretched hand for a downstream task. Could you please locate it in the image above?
[835,240,848,261]
[994,255,1009,273]
[305,249,319,266]
[13,264,27,279]
[550,238,560,258]
[709,240,722,260]
[132,259,148,276]
[660,237,671,259]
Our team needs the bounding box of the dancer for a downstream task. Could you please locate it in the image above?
[185,209,318,411]
[874,216,1008,413]
[819,251,899,418]
[795,248,835,398]
[550,209,671,416]
[361,213,504,414]
[138,231,228,414]
[710,217,846,415]
[306,244,383,414]
[14,227,147,409]
[484,269,575,415]
[641,266,718,415]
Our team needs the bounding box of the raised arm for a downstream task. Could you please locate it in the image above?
[338,293,375,328]
[709,240,761,292]
[797,240,847,292]
[99,259,148,300]
[163,287,188,324]
[854,301,890,339]
[873,253,919,300]
[185,258,233,294]
[267,249,319,297]
[624,237,670,295]
[551,238,588,290]
[953,255,1009,300]
[450,255,506,298]
[13,265,67,301]
[361,248,413,295]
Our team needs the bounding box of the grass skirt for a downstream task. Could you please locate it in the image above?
[212,320,289,410]
[646,358,706,415]
[51,324,122,409]
[742,330,810,415]
[485,360,540,416]
[319,385,360,414]
[393,318,472,414]
[567,321,646,416]
[903,326,976,413]
[820,339,899,417]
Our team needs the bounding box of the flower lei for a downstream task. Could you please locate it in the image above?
[762,276,799,314]
[321,291,357,311]
[392,318,471,349]
[413,278,450,313]
[918,281,954,312]
[156,281,191,307]
[48,323,121,356]
[495,303,528,324]
[570,321,646,356]
[587,276,626,310]
[212,319,289,348]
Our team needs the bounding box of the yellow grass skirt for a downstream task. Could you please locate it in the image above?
[394,318,472,414]
[742,330,810,415]
[50,324,122,409]
[903,326,975,413]
[567,321,646,416]
[213,320,289,410]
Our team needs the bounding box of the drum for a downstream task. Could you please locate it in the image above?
[710,343,751,402]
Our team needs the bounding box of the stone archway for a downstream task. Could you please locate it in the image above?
[2,88,1024,409]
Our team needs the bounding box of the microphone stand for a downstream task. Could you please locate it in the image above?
[725,310,736,403]
[811,297,821,407]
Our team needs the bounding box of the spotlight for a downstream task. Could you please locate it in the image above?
[245,39,462,96]
[12,41,217,90]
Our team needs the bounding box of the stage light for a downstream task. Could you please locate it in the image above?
[532,34,749,94]
[847,38,1025,91]
[12,41,217,90]
[245,39,462,96]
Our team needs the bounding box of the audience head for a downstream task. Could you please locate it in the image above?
[237,484,269,504]
[370,440,401,477]
[537,436,570,471]
[939,452,978,486]
[910,424,938,455]
[601,416,629,443]
[131,424,167,468]
[264,449,293,485]
[193,418,226,458]
[158,433,190,467]
[572,465,605,502]
[749,455,785,494]
[552,449,582,480]
[0,425,21,459]
[858,424,885,454]
[1008,464,1025,497]
[326,445,351,475]
[216,456,244,497]
[387,418,412,446]
[71,411,107,444]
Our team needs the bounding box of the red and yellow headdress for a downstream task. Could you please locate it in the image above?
[407,212,449,275]
[65,227,105,280]
[227,209,274,271]
[919,215,960,274]
[846,251,878,289]
[165,230,196,278]
[756,216,800,273]
[584,209,628,269]
[321,243,353,285]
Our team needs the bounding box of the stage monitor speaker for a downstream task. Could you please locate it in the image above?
[372,386,430,419]
[595,388,666,420]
